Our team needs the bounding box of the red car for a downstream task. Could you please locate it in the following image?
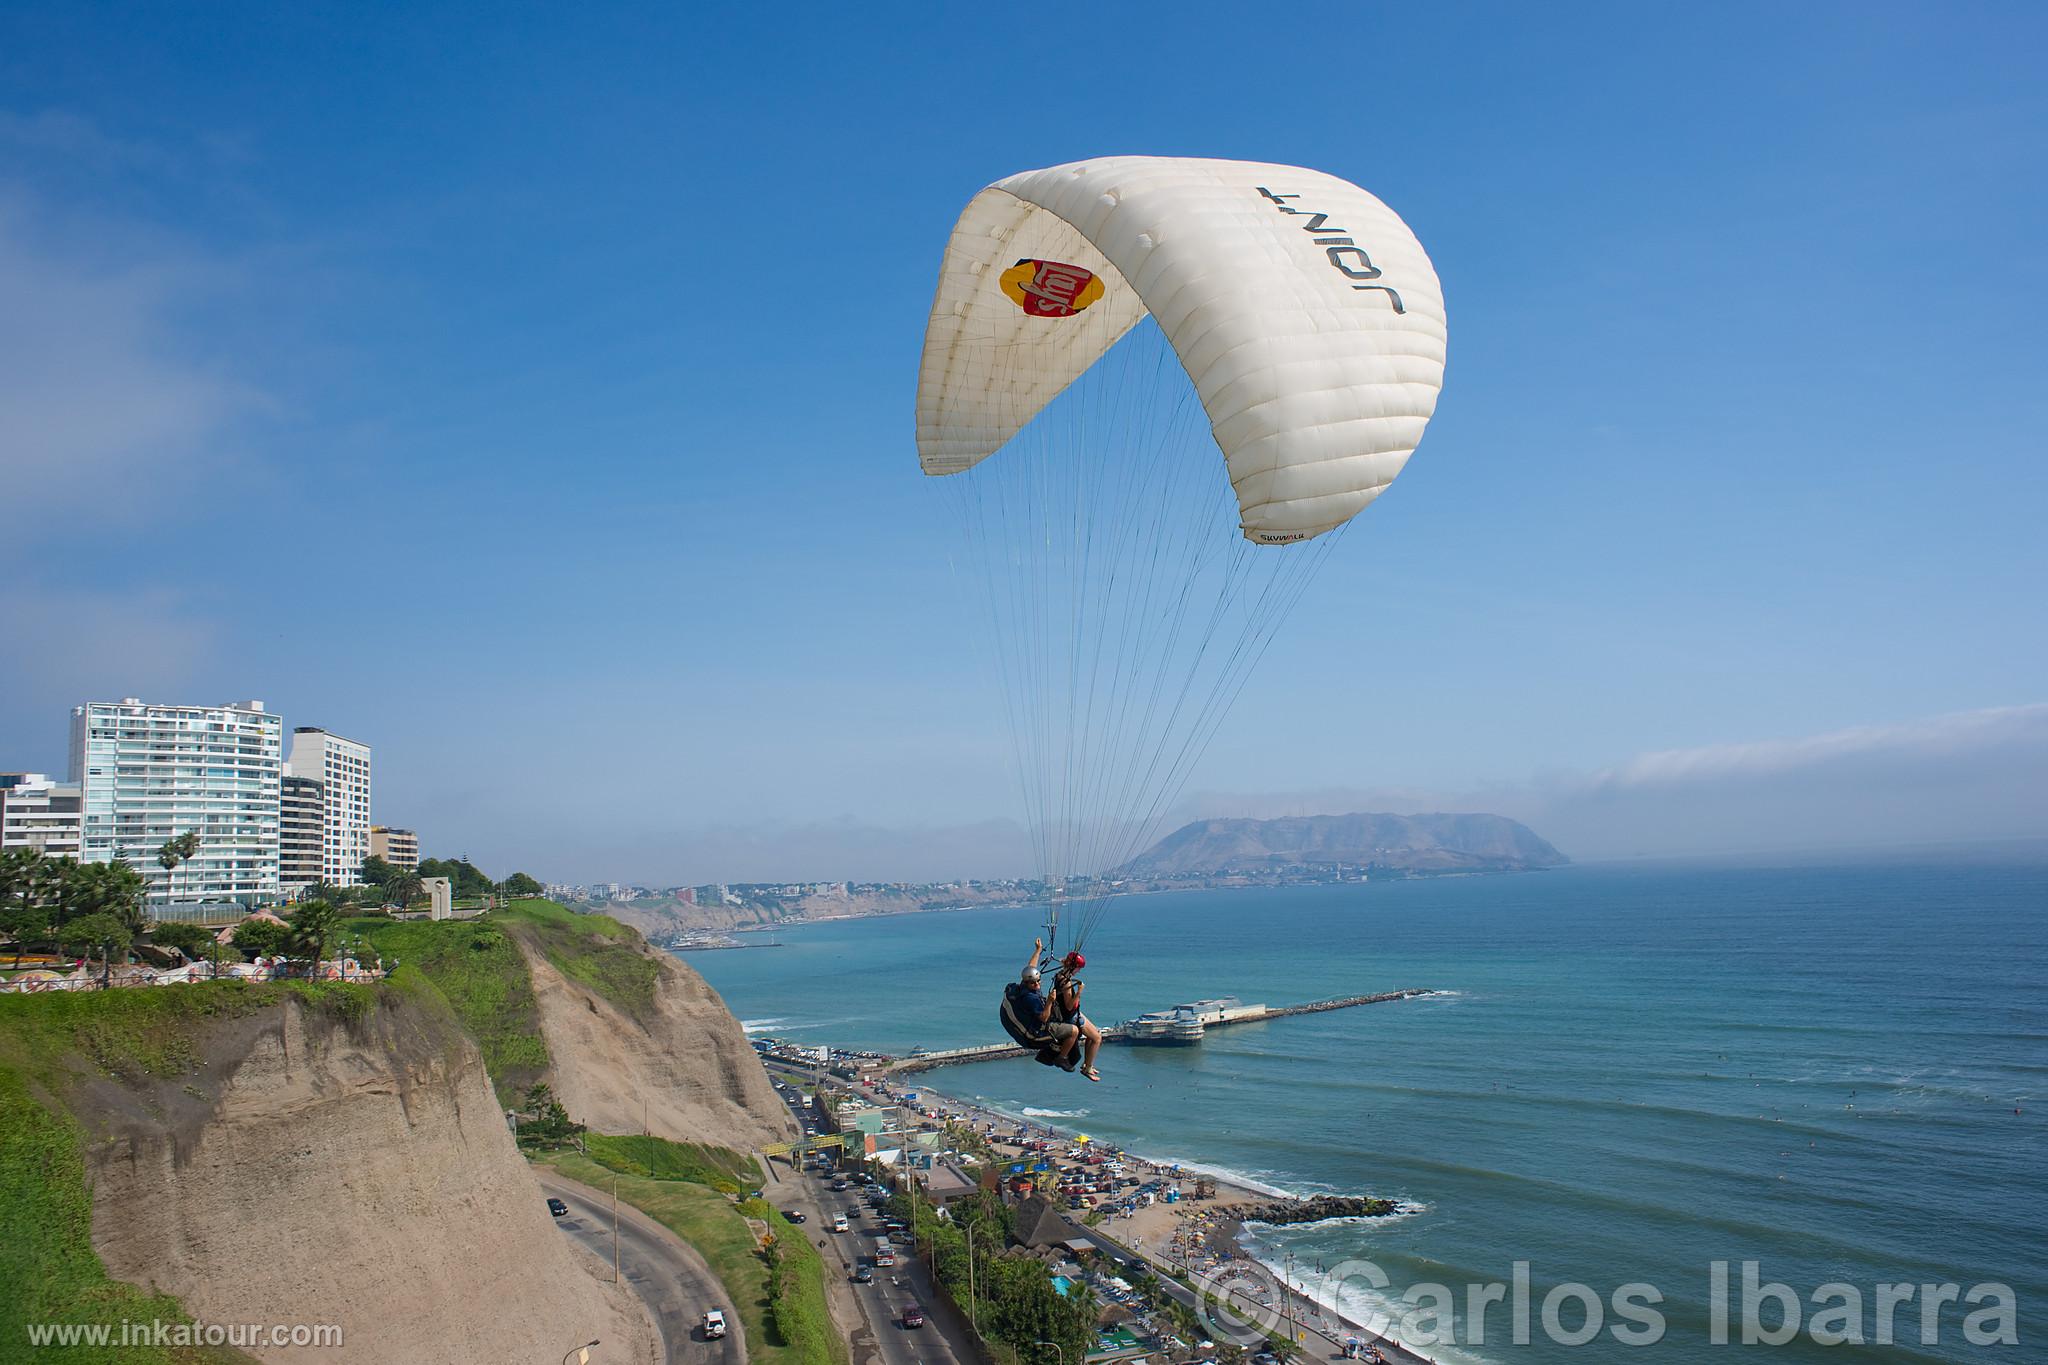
[902,1306,926,1329]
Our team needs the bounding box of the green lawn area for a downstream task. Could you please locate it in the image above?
[538,1149,844,1365]
[346,913,548,1104]
[499,899,661,1022]
[583,1133,762,1190]
[344,898,663,1105]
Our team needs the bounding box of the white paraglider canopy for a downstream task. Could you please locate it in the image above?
[916,156,1449,954]
[917,156,1447,544]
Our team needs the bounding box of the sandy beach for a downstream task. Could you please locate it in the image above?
[875,1077,1434,1365]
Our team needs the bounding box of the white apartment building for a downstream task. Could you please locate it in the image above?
[68,699,283,906]
[0,773,84,858]
[286,728,372,886]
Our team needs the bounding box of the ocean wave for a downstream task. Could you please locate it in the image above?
[741,1018,788,1034]
[1021,1107,1090,1118]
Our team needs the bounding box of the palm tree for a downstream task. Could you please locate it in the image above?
[64,859,148,938]
[384,871,425,910]
[156,831,201,905]
[156,840,180,903]
[289,900,341,979]
[1,848,51,969]
[0,847,43,910]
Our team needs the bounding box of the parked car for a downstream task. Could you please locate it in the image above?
[902,1305,926,1329]
[783,1209,807,1224]
[702,1310,728,1340]
[546,1197,569,1218]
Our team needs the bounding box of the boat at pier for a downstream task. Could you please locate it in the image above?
[1122,996,1266,1045]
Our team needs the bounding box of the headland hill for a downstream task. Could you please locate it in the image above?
[573,811,1568,946]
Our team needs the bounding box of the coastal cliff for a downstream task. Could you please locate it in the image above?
[519,930,795,1150]
[1,900,800,1362]
[34,985,657,1364]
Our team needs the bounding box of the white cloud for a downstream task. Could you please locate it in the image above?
[1579,704,2048,791]
[0,189,263,517]
[1168,704,2048,864]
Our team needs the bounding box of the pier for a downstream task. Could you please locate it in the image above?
[888,987,1437,1073]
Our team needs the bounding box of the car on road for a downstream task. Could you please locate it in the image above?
[546,1198,569,1217]
[832,1214,849,1232]
[832,1178,849,1191]
[853,1265,874,1284]
[901,1305,926,1329]
[702,1309,728,1340]
[783,1209,807,1224]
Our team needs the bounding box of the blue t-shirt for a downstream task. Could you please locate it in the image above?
[1016,985,1049,1022]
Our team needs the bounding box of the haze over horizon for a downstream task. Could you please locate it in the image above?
[3,3,2042,885]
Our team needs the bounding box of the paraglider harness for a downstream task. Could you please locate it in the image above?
[999,976,1080,1072]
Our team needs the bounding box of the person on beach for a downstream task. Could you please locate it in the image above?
[1000,937,1083,1069]
[1051,950,1104,1081]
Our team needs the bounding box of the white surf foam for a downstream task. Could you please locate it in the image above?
[1248,1236,1497,1365]
[741,1018,788,1034]
[1021,1107,1090,1118]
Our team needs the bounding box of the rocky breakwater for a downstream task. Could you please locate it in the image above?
[1235,1194,1399,1226]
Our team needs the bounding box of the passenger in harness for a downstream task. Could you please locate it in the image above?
[999,937,1080,1071]
[1051,951,1103,1082]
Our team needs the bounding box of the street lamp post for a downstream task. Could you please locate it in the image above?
[965,1223,978,1339]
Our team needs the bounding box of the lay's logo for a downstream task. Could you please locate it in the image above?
[1000,259,1105,318]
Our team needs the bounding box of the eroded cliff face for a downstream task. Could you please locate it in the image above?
[519,938,796,1152]
[80,995,657,1365]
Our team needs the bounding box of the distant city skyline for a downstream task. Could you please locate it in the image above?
[2,4,2042,884]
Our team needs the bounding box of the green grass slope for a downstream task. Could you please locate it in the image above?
[346,898,663,1105]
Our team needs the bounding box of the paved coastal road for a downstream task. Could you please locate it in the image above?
[539,1167,743,1365]
[761,1154,968,1365]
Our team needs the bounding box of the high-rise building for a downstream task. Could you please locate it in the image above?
[0,773,83,858]
[280,775,325,894]
[68,699,283,906]
[285,728,372,886]
[370,826,419,870]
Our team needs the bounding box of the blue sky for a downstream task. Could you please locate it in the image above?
[2,2,2043,880]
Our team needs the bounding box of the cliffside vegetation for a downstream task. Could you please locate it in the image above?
[345,897,661,1104]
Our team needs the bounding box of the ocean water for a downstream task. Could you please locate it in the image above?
[679,858,2046,1362]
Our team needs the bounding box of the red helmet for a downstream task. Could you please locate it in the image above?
[1063,951,1086,970]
